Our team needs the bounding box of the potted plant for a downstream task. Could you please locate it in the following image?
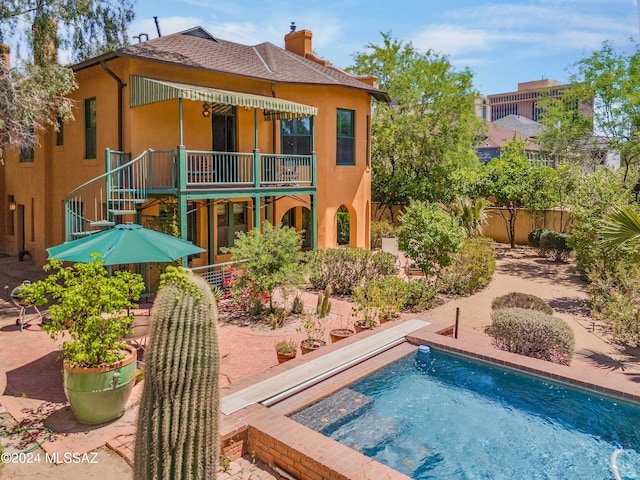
[24,255,145,424]
[329,327,355,343]
[351,284,379,333]
[298,313,326,354]
[375,277,409,323]
[329,315,355,343]
[275,338,298,363]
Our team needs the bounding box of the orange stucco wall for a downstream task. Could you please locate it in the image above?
[1,56,373,266]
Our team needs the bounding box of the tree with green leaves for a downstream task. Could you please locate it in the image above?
[0,0,134,62]
[538,41,640,181]
[397,201,464,280]
[545,164,581,233]
[0,0,135,160]
[567,167,630,273]
[481,139,554,248]
[348,32,483,211]
[223,222,305,312]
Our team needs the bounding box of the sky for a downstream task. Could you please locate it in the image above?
[127,0,640,96]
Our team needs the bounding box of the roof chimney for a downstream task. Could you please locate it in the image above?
[0,43,10,70]
[285,28,312,58]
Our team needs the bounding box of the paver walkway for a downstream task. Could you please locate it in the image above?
[0,246,638,479]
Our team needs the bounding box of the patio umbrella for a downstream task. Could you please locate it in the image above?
[47,223,205,266]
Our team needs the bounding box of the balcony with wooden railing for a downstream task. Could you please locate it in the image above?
[176,147,315,191]
[63,147,316,240]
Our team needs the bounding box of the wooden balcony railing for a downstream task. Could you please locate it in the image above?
[145,148,315,192]
[178,148,314,189]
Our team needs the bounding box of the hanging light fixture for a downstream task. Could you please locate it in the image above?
[202,102,211,117]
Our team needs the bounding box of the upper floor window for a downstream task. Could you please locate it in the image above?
[20,125,34,162]
[56,115,64,146]
[281,117,311,155]
[336,109,355,165]
[19,145,34,163]
[85,98,96,159]
[366,115,370,167]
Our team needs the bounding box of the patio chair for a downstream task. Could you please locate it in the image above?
[381,237,401,269]
[125,310,153,365]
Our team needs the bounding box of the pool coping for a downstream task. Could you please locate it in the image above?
[406,328,640,404]
[221,319,429,414]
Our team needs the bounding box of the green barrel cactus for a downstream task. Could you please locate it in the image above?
[134,267,220,480]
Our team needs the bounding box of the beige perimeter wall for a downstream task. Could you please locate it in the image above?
[373,204,574,246]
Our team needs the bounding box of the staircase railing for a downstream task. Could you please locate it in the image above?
[64,149,149,241]
[191,260,247,291]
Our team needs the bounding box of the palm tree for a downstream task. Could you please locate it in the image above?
[446,195,490,238]
[600,205,640,250]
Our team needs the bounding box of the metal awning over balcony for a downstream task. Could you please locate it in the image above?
[129,75,318,120]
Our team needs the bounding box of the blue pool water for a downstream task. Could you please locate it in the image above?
[308,349,640,479]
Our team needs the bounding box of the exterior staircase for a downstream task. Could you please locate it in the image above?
[64,149,151,241]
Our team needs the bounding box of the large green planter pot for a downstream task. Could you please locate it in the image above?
[62,345,137,425]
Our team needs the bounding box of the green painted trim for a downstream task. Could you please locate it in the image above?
[311,194,317,249]
[253,149,260,188]
[178,193,188,264]
[177,146,187,191]
[208,199,215,264]
[254,109,258,150]
[105,148,112,222]
[310,116,315,152]
[182,186,316,200]
[129,75,318,117]
[178,98,184,146]
[253,195,261,229]
[152,187,317,198]
[311,152,317,186]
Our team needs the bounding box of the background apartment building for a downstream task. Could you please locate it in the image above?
[486,79,570,122]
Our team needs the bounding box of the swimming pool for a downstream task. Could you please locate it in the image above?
[291,348,640,479]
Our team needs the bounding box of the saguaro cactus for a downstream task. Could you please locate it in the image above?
[316,284,332,318]
[134,267,220,480]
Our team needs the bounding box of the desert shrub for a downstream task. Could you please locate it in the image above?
[371,220,398,249]
[404,278,438,312]
[486,308,575,365]
[527,228,546,248]
[365,276,409,321]
[491,292,553,315]
[527,228,548,256]
[397,201,464,278]
[438,237,496,295]
[587,259,640,346]
[307,247,397,295]
[539,230,572,262]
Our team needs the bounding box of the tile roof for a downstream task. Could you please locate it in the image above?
[98,27,388,101]
[493,115,545,138]
[480,122,541,151]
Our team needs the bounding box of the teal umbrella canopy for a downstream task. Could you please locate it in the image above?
[47,223,205,266]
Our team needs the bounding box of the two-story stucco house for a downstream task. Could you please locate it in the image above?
[1,26,388,279]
